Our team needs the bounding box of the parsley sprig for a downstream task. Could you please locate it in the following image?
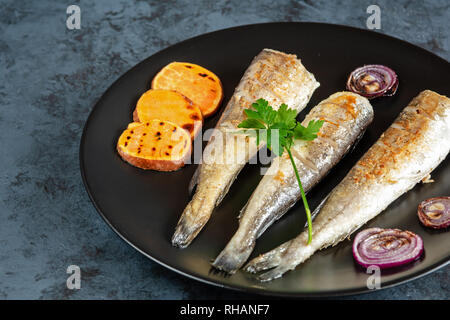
[238,98,324,244]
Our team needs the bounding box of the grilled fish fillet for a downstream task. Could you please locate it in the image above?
[172,49,319,248]
[245,90,450,281]
[212,92,374,273]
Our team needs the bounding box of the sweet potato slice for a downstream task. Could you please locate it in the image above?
[117,120,191,171]
[134,89,202,139]
[151,62,223,118]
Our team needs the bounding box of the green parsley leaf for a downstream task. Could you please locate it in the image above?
[294,119,325,141]
[237,118,266,130]
[249,98,278,126]
[274,103,298,130]
[237,99,325,244]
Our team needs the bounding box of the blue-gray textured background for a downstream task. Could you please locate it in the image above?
[0,0,448,299]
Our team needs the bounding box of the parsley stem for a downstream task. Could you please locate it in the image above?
[286,148,312,244]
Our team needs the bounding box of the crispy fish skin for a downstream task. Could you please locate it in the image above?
[245,90,450,281]
[172,49,319,248]
[212,92,374,273]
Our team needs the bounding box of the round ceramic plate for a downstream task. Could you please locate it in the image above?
[80,23,450,297]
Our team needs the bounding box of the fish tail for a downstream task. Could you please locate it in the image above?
[212,240,255,274]
[257,265,292,282]
[252,236,316,281]
[172,202,208,248]
[244,240,292,273]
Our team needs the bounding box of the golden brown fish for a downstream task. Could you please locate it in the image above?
[212,91,374,273]
[245,90,450,281]
[172,49,319,248]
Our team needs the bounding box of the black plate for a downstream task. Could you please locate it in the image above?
[80,23,450,297]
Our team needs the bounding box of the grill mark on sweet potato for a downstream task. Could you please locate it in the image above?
[182,124,194,132]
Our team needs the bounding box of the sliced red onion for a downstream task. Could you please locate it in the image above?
[418,197,450,229]
[346,64,398,99]
[353,228,423,269]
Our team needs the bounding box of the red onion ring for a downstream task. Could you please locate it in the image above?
[346,64,398,99]
[353,228,423,269]
[418,197,450,229]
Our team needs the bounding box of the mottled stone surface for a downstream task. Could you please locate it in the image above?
[0,0,448,299]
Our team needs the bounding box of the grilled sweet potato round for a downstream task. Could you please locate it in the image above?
[134,89,202,139]
[117,120,191,171]
[152,62,223,117]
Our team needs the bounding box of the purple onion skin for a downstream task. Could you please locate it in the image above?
[418,197,450,229]
[352,228,423,269]
[346,64,398,99]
